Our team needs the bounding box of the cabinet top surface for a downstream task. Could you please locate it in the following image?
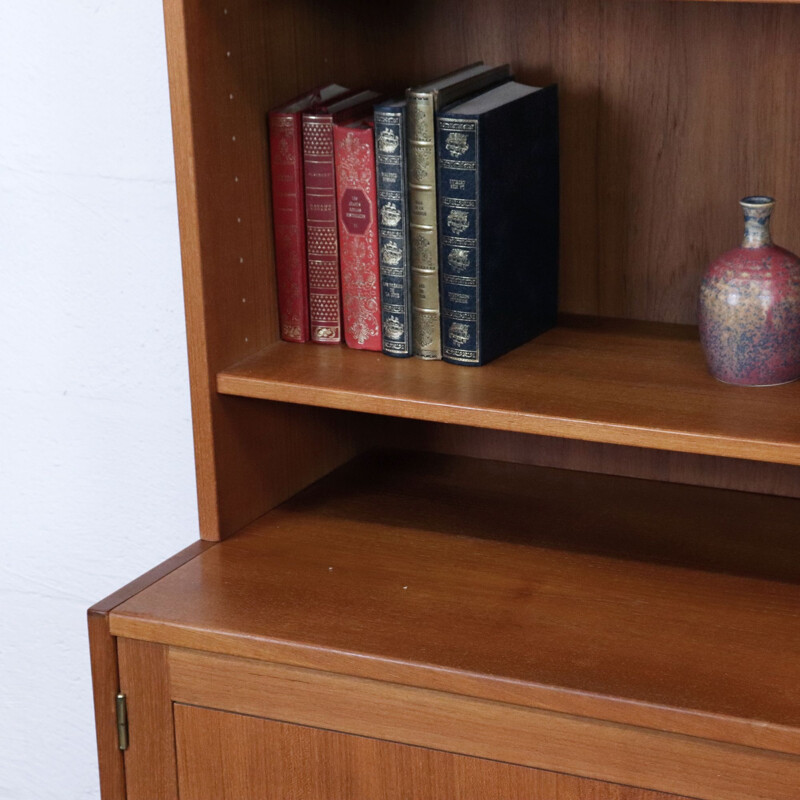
[111,451,800,756]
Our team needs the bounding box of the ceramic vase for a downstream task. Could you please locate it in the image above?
[698,196,800,386]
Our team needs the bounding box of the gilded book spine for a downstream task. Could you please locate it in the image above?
[334,123,382,351]
[303,114,342,344]
[407,91,442,360]
[438,116,480,364]
[374,103,411,357]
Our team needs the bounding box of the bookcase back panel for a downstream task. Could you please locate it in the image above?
[178,0,800,352]
[375,0,800,324]
[379,418,800,499]
[168,0,800,534]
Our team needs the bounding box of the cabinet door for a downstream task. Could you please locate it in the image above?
[174,703,686,800]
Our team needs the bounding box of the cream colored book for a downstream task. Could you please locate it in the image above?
[406,63,510,360]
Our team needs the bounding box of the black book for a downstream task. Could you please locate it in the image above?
[436,81,559,366]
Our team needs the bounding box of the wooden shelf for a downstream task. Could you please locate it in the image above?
[217,317,800,466]
[110,451,800,757]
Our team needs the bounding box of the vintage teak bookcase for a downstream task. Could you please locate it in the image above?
[88,0,800,798]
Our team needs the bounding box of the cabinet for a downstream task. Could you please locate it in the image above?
[89,0,800,798]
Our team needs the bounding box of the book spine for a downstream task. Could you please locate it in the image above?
[303,113,342,343]
[374,105,412,357]
[334,124,382,351]
[268,111,310,342]
[407,91,442,360]
[438,115,480,365]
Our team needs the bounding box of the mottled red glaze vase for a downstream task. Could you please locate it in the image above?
[698,196,800,386]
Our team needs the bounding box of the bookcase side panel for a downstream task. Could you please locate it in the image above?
[163,0,382,538]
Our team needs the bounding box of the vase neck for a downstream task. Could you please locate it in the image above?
[740,196,774,249]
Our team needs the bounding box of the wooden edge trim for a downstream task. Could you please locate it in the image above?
[89,541,214,617]
[108,613,800,759]
[87,541,214,800]
[117,640,180,800]
[162,0,221,541]
[168,647,800,800]
[88,612,128,800]
[215,369,800,468]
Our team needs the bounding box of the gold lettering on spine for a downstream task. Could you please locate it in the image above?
[408,92,441,360]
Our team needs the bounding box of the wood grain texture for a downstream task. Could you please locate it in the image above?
[173,701,694,800]
[508,0,800,323]
[163,0,372,539]
[117,639,178,800]
[235,0,800,325]
[170,651,799,800]
[165,0,800,535]
[382,419,800,498]
[217,317,800,465]
[87,541,214,800]
[87,613,127,800]
[110,451,800,757]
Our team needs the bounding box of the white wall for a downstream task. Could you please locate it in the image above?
[0,3,198,798]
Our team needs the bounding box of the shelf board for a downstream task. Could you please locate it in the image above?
[111,451,800,757]
[218,317,800,465]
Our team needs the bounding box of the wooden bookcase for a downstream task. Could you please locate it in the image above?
[89,0,800,798]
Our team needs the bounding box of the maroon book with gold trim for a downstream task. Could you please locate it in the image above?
[302,90,381,344]
[333,119,382,351]
[267,84,348,342]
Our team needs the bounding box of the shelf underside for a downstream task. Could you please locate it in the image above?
[111,451,800,757]
[218,317,800,465]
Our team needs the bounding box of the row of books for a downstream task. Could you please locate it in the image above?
[267,63,559,366]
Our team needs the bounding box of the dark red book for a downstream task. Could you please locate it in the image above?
[302,90,381,344]
[334,119,382,351]
[267,84,349,342]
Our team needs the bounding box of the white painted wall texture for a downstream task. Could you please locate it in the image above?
[0,3,198,798]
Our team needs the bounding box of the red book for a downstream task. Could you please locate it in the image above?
[302,90,381,344]
[334,119,382,351]
[267,84,349,342]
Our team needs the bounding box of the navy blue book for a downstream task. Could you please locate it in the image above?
[374,99,412,357]
[436,82,558,366]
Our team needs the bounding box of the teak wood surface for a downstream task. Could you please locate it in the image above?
[174,703,696,800]
[170,649,798,800]
[93,0,800,797]
[218,317,800,465]
[164,0,366,540]
[389,419,800,498]
[164,0,800,539]
[109,451,800,759]
[87,541,214,800]
[117,640,179,800]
